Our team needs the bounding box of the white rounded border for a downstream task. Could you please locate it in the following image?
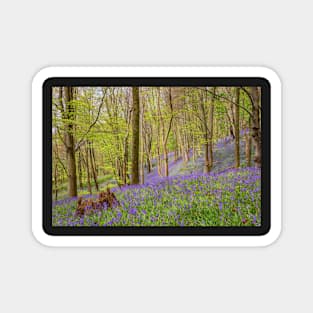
[32,66,282,247]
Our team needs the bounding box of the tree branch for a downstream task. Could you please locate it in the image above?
[53,148,68,177]
[55,125,68,149]
[196,87,253,118]
[240,87,262,110]
[75,88,108,151]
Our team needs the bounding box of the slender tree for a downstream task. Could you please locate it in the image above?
[245,117,252,167]
[208,87,215,169]
[250,87,261,167]
[63,87,78,197]
[199,90,210,173]
[131,87,140,184]
[162,88,174,176]
[234,87,240,168]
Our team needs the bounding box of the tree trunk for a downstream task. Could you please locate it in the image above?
[131,87,140,184]
[53,153,58,200]
[172,87,187,163]
[122,102,132,185]
[199,91,210,173]
[250,87,262,167]
[89,142,99,191]
[245,118,252,167]
[78,148,83,190]
[123,137,129,184]
[145,136,152,173]
[163,144,169,176]
[161,88,174,177]
[146,156,151,173]
[208,87,215,169]
[63,87,78,197]
[185,132,190,162]
[174,126,179,162]
[245,133,252,167]
[157,146,162,177]
[85,144,92,194]
[140,102,145,184]
[234,87,240,168]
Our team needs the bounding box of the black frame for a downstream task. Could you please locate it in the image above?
[43,77,270,236]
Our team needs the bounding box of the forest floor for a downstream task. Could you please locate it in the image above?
[52,136,261,227]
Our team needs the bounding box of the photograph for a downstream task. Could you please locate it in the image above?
[51,85,262,227]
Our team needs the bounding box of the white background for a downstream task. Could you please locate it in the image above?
[0,0,311,312]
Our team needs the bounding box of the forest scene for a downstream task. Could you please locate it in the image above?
[52,86,262,227]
